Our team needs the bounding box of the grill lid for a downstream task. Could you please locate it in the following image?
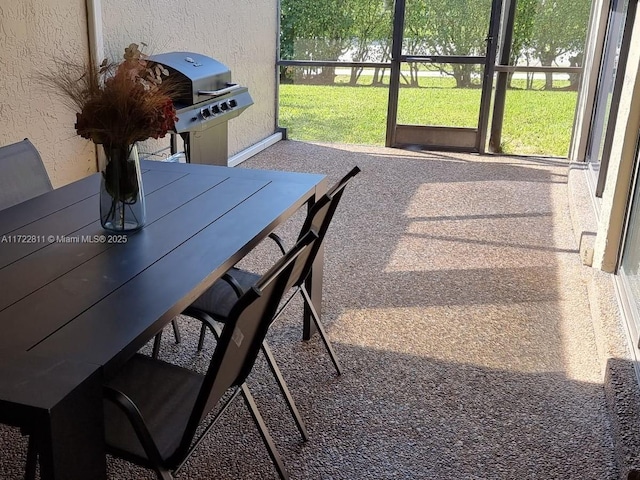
[147,51,253,135]
[148,51,232,107]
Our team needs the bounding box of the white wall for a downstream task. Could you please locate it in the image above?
[0,0,278,186]
[0,0,96,187]
[101,0,278,160]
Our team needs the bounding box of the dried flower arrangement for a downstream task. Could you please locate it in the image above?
[43,43,179,230]
[47,42,178,147]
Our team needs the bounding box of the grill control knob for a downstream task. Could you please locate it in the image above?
[229,99,237,108]
[200,107,211,119]
[211,104,221,114]
[220,102,229,111]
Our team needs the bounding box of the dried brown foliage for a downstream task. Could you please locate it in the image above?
[42,43,179,147]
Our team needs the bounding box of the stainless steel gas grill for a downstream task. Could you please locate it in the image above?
[148,51,253,166]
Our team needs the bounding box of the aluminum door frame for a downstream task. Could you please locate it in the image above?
[385,0,503,153]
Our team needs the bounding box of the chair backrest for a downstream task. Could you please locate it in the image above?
[176,230,320,459]
[288,166,360,291]
[0,138,52,210]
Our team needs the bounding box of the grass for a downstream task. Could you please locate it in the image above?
[279,75,578,157]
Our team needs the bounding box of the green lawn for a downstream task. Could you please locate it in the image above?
[279,79,577,157]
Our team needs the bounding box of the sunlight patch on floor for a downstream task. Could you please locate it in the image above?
[332,303,601,384]
[385,216,558,272]
[402,182,553,219]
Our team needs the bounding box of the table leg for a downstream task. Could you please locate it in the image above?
[303,179,327,341]
[37,369,106,480]
[303,241,324,340]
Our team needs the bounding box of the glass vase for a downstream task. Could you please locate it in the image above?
[99,144,146,232]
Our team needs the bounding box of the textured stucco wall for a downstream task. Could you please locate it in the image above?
[0,0,277,187]
[101,0,278,159]
[0,1,96,187]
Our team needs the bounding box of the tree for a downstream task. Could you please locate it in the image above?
[526,0,591,89]
[346,0,393,85]
[510,0,538,89]
[406,0,494,88]
[280,0,590,90]
[280,0,353,83]
[280,0,394,86]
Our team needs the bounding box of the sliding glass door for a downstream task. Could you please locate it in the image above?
[585,0,636,196]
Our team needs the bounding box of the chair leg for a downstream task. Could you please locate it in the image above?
[241,383,289,480]
[300,286,343,375]
[153,467,174,480]
[152,319,180,359]
[24,435,38,480]
[197,323,208,350]
[171,318,181,344]
[152,330,162,359]
[261,341,309,441]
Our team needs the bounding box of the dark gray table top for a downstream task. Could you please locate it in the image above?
[0,160,325,379]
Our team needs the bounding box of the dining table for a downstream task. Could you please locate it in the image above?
[0,159,326,479]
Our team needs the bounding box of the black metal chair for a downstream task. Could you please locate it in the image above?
[151,166,359,451]
[190,166,360,375]
[0,138,52,210]
[0,138,52,480]
[102,230,320,480]
[181,167,359,440]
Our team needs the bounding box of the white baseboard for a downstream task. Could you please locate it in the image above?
[228,132,283,167]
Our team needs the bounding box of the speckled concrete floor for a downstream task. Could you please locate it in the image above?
[0,141,619,479]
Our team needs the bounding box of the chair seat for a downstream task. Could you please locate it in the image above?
[191,267,260,318]
[104,354,204,465]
